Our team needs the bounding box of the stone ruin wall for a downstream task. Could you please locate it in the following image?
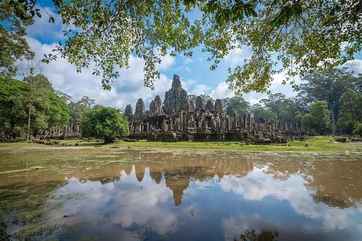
[125,75,302,143]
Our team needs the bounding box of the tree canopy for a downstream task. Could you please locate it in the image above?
[298,68,362,134]
[2,0,361,91]
[80,106,129,143]
[250,103,277,121]
[337,89,362,134]
[0,0,34,77]
[260,93,299,123]
[0,74,70,140]
[302,101,331,135]
[0,76,29,139]
[225,96,249,115]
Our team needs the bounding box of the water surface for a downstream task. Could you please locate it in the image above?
[0,148,361,241]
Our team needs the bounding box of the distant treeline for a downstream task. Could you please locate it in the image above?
[0,74,129,142]
[0,74,96,141]
[221,69,362,136]
[1,68,362,141]
[222,68,362,136]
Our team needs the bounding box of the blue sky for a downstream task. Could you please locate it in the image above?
[18,1,362,109]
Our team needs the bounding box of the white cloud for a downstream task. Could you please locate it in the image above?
[181,79,234,99]
[185,70,299,104]
[26,6,66,43]
[244,92,265,105]
[269,71,299,96]
[159,54,175,70]
[188,84,210,96]
[16,37,175,110]
[343,59,362,75]
[219,168,362,232]
[16,36,300,109]
[20,6,362,110]
[19,6,177,110]
[210,82,234,99]
[46,165,179,237]
[243,71,299,105]
[180,72,296,104]
[20,7,299,109]
[182,78,211,96]
[184,57,193,65]
[223,46,252,67]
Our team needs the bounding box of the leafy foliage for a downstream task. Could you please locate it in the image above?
[302,101,331,135]
[0,76,29,138]
[299,69,361,127]
[225,96,249,115]
[68,96,94,126]
[24,74,70,135]
[48,91,71,128]
[0,74,70,140]
[3,0,362,92]
[260,93,300,123]
[337,89,362,134]
[298,68,362,134]
[227,0,362,92]
[58,0,362,91]
[353,123,362,137]
[80,106,128,143]
[250,103,277,121]
[0,0,35,76]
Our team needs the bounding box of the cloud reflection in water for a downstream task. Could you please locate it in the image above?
[45,164,362,241]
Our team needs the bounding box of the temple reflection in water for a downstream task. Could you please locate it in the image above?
[65,152,362,210]
[96,160,254,207]
[1,152,362,241]
[48,158,362,241]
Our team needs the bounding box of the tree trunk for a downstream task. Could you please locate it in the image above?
[331,111,336,136]
[27,104,31,141]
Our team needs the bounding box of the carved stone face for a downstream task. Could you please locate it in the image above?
[172,74,181,89]
[187,99,195,113]
[163,75,188,114]
[195,96,204,111]
[154,95,162,106]
[215,99,223,113]
[205,100,214,113]
[149,100,154,113]
[135,98,145,119]
[124,104,133,119]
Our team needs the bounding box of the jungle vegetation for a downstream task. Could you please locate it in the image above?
[1,1,362,141]
[1,68,362,141]
[80,106,129,143]
[0,74,128,142]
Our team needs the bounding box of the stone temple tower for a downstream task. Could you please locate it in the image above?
[163,74,188,114]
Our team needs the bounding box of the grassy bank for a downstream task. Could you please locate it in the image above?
[0,137,361,240]
[113,136,362,153]
[1,136,361,154]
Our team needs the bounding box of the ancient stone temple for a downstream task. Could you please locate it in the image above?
[127,74,301,143]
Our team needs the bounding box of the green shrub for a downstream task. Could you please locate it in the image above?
[353,123,362,137]
[80,106,128,143]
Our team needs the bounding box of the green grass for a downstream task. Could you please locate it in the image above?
[1,136,361,154]
[33,136,362,154]
[109,136,362,153]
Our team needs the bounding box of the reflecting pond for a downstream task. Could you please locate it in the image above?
[1,148,362,241]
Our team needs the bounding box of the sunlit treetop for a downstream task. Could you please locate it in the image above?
[1,0,362,92]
